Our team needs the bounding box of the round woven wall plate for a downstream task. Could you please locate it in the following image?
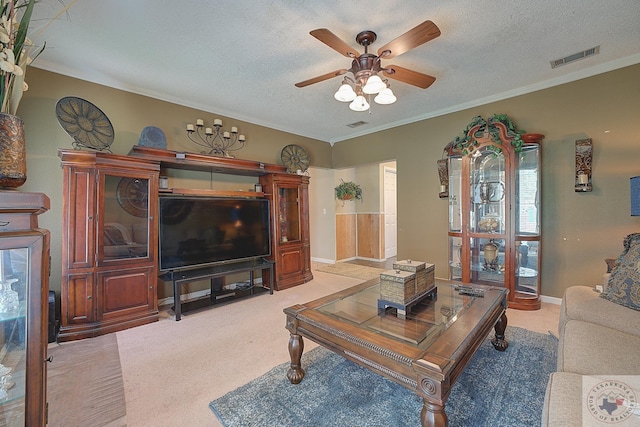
[281,144,310,173]
[56,96,114,151]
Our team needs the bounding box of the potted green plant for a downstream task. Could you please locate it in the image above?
[335,179,362,202]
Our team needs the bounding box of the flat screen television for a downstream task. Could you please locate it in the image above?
[159,196,271,271]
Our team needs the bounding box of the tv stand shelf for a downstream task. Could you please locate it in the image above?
[160,258,275,320]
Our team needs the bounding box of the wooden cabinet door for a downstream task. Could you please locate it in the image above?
[97,267,156,320]
[277,245,303,279]
[62,272,96,324]
[63,166,96,269]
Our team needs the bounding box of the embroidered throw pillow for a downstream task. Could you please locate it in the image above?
[601,233,640,311]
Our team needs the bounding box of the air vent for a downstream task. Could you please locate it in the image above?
[550,46,600,69]
[346,121,368,128]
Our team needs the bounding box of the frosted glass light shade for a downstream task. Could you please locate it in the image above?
[374,88,397,105]
[334,84,356,102]
[362,75,386,94]
[349,95,369,111]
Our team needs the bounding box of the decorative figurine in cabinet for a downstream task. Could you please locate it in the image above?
[447,115,544,310]
[0,191,50,426]
[58,150,160,341]
[259,173,312,290]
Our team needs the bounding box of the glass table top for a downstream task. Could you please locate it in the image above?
[316,281,493,350]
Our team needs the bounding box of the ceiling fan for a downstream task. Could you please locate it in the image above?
[295,20,441,111]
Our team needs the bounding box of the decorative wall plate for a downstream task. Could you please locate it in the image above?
[116,178,149,217]
[55,97,115,152]
[138,126,167,149]
[281,144,310,173]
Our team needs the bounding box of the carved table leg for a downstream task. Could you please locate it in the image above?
[286,333,305,384]
[420,399,447,427]
[491,312,509,351]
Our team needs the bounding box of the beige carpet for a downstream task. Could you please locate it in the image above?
[314,262,386,281]
[47,333,126,427]
[45,268,560,426]
[117,270,364,426]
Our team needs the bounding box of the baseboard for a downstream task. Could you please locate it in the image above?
[540,295,562,305]
[312,257,335,264]
[355,256,386,262]
[158,278,263,307]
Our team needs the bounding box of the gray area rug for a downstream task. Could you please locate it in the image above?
[210,326,557,427]
[47,333,126,427]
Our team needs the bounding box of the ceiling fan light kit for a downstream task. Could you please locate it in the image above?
[296,20,440,113]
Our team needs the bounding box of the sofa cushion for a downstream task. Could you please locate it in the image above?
[559,286,640,339]
[558,319,640,375]
[541,372,583,427]
[601,233,640,311]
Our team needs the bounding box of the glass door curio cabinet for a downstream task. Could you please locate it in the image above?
[0,191,50,425]
[447,116,544,310]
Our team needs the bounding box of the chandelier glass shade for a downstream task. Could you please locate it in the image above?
[362,74,386,94]
[334,83,357,102]
[374,87,397,105]
[349,95,370,112]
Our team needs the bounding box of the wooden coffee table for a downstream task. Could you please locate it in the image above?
[284,278,508,427]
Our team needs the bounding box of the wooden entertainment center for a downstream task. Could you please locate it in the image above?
[58,146,312,340]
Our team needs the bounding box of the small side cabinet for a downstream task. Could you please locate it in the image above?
[0,191,51,426]
[58,150,160,341]
[260,173,312,290]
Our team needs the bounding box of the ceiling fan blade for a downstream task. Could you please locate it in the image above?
[310,29,359,58]
[377,20,441,59]
[383,65,436,89]
[295,69,348,88]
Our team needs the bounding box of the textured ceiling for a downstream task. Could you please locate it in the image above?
[30,0,640,144]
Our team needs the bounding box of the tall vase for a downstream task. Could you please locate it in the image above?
[0,113,26,189]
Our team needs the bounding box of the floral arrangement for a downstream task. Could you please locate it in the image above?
[0,0,75,115]
[335,179,362,201]
[453,114,526,155]
[0,0,40,115]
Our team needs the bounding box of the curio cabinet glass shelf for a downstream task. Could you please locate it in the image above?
[447,116,544,310]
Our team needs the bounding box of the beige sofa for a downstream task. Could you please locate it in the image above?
[541,233,640,426]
